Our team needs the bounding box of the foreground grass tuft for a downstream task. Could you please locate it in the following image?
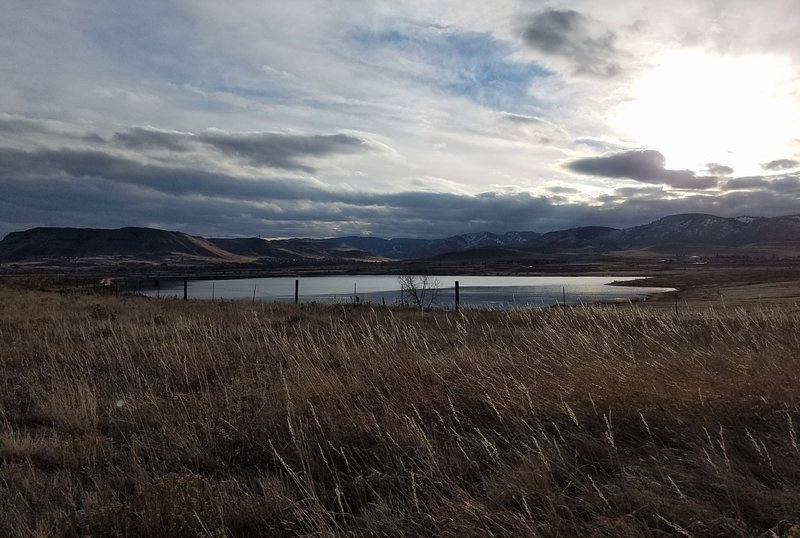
[1,284,800,536]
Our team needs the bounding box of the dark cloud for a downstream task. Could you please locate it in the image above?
[1,120,799,241]
[771,176,800,193]
[0,115,106,144]
[723,173,800,193]
[519,9,621,77]
[0,116,49,134]
[113,128,193,152]
[706,163,734,176]
[356,190,554,224]
[0,139,588,238]
[568,150,718,189]
[762,158,799,171]
[0,144,555,229]
[1,150,799,239]
[2,118,377,175]
[0,177,289,239]
[197,132,375,172]
[597,186,667,204]
[0,148,330,202]
[723,177,771,191]
[112,127,377,172]
[0,149,563,238]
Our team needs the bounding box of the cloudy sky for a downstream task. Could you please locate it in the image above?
[2,0,799,238]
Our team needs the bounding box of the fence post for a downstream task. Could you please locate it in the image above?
[295,279,299,304]
[562,286,566,306]
[114,282,119,297]
[183,279,188,300]
[252,283,257,304]
[674,292,679,315]
[455,280,460,311]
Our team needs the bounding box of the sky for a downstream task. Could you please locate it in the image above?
[1,0,799,239]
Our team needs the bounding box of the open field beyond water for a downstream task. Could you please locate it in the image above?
[1,283,800,536]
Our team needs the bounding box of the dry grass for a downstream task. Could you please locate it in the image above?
[1,282,800,536]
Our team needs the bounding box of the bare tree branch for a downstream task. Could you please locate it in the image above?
[398,275,440,309]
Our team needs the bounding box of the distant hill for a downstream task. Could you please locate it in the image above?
[208,237,383,262]
[0,227,240,263]
[3,214,800,266]
[611,214,800,250]
[534,226,621,251]
[319,232,542,259]
[0,227,382,265]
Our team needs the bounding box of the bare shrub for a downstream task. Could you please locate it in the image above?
[398,274,440,309]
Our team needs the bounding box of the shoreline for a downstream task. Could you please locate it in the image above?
[4,260,800,310]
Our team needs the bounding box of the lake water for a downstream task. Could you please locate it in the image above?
[142,275,675,309]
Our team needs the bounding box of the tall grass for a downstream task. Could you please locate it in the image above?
[1,284,799,536]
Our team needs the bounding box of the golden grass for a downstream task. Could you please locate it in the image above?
[1,283,800,536]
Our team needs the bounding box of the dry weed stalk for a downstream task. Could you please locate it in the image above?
[0,283,799,535]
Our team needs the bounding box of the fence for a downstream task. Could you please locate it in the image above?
[123,278,676,310]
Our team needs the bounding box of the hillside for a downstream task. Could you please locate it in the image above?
[0,228,380,265]
[3,214,800,266]
[0,227,240,263]
[208,237,382,262]
[322,214,800,257]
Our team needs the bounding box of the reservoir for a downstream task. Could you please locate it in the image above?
[142,275,675,309]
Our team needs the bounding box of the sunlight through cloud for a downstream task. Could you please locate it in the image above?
[617,50,799,175]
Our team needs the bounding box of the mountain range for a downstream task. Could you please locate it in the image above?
[2,213,800,265]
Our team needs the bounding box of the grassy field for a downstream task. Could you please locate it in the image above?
[1,283,800,536]
[619,266,800,311]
